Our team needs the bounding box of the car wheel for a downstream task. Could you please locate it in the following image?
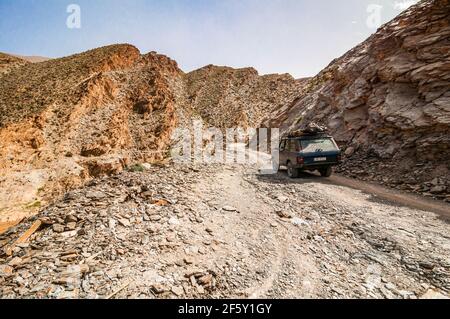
[287,162,299,178]
[320,167,332,177]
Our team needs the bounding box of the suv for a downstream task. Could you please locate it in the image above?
[278,133,342,178]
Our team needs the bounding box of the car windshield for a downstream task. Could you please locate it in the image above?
[300,138,337,153]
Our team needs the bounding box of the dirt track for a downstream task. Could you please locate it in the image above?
[328,175,450,221]
[210,166,450,298]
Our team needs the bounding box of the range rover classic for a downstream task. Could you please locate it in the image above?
[279,133,342,178]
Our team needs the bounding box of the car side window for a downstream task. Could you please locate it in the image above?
[287,140,296,152]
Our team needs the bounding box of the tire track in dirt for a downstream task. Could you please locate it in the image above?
[197,166,320,298]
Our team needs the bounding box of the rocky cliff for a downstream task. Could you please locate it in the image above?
[0,45,301,220]
[0,45,190,220]
[266,0,450,200]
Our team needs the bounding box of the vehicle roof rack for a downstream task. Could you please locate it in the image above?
[284,123,329,138]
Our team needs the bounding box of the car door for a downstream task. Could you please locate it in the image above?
[286,140,298,165]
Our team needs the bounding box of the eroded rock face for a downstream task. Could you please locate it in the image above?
[266,0,450,199]
[0,45,187,218]
[0,45,302,219]
[185,65,305,129]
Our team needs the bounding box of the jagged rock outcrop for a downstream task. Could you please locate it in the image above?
[266,0,450,200]
[185,65,305,129]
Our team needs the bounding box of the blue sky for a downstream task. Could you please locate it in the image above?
[0,0,418,77]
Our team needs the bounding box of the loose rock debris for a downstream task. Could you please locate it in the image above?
[0,163,449,299]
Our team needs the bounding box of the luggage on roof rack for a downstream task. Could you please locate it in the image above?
[285,123,328,138]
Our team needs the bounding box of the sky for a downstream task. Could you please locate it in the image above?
[0,0,419,78]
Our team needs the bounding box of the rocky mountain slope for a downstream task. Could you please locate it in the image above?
[0,45,301,221]
[0,44,188,220]
[185,65,305,129]
[10,54,50,63]
[0,53,29,76]
[1,0,449,301]
[265,0,450,200]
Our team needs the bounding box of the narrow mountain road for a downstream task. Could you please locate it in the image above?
[1,163,449,299]
[189,165,450,298]
[328,175,450,220]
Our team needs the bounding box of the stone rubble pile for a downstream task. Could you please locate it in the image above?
[0,165,224,299]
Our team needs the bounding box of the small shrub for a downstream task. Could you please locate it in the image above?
[128,163,145,172]
[25,201,41,209]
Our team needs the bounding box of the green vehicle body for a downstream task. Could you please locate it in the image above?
[278,134,342,178]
